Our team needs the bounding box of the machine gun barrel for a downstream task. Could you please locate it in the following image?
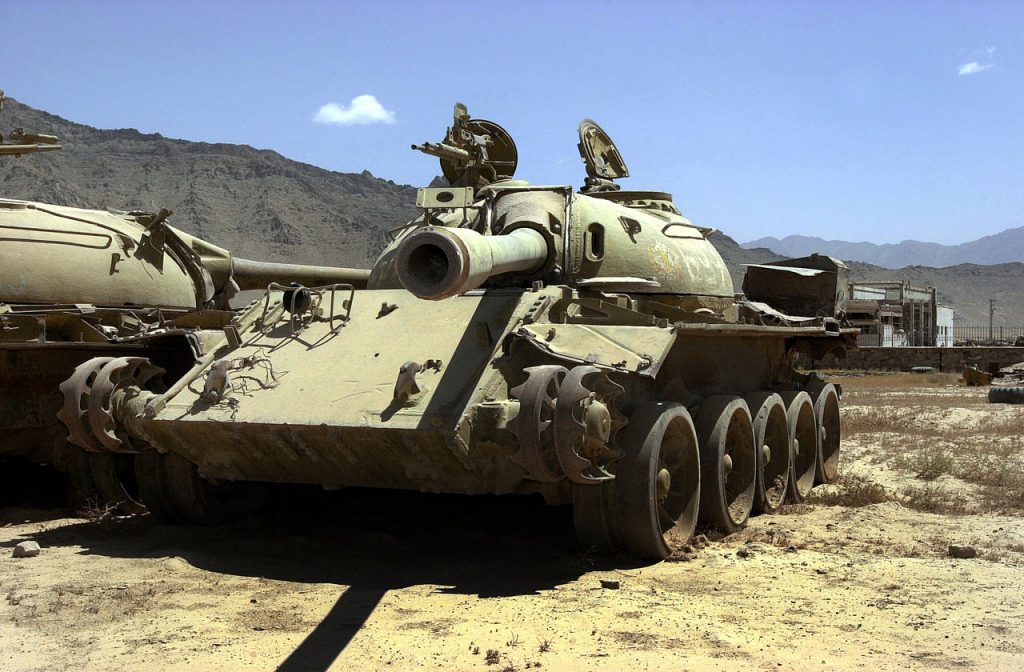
[230,257,370,290]
[395,226,548,300]
[411,141,472,162]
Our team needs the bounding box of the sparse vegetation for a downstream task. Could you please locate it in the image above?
[808,474,892,508]
[75,497,120,524]
[896,446,955,481]
[485,649,501,665]
[900,483,967,515]
[839,373,1024,514]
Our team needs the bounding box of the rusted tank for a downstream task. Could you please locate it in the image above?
[60,104,854,557]
[0,90,369,507]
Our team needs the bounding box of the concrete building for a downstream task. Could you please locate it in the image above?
[846,281,952,347]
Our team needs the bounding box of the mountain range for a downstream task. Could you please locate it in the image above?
[2,97,1021,326]
[0,97,414,268]
[744,229,1024,268]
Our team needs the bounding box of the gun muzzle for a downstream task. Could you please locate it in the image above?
[396,226,547,300]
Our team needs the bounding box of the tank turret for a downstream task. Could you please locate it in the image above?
[0,200,369,311]
[375,110,733,310]
[0,90,372,512]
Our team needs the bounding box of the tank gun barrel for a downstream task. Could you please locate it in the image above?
[0,143,62,156]
[230,257,370,290]
[395,226,548,300]
[1,127,62,156]
[10,130,60,145]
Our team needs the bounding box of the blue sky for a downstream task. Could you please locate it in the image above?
[2,1,1021,245]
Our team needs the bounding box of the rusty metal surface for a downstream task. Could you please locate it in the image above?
[742,255,850,319]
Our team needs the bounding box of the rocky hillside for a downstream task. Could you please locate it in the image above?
[3,98,1019,325]
[0,98,415,267]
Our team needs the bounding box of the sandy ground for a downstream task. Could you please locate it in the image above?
[2,375,1023,672]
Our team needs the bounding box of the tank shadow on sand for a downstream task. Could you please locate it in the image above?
[23,488,631,671]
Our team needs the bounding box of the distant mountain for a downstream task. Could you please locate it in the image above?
[713,233,1024,325]
[2,97,1021,326]
[707,232,783,289]
[744,229,1024,269]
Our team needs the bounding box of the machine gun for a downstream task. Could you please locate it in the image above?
[411,102,518,189]
[0,90,63,156]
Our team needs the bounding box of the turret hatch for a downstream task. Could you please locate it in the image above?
[577,119,629,191]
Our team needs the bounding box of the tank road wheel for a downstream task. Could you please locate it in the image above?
[87,453,144,514]
[136,447,264,525]
[615,402,701,559]
[53,442,111,511]
[573,481,618,555]
[694,396,756,533]
[58,444,99,509]
[161,452,266,525]
[135,448,183,523]
[778,391,817,502]
[744,392,792,515]
[807,383,841,484]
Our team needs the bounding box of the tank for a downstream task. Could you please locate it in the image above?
[0,90,370,508]
[59,104,856,557]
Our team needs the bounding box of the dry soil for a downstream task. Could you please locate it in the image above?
[2,374,1023,671]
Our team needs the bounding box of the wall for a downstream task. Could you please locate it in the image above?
[936,306,954,347]
[817,346,1024,372]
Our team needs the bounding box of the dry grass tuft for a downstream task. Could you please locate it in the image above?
[900,483,967,515]
[809,475,893,508]
[893,447,955,481]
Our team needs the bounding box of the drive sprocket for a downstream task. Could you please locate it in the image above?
[508,364,567,483]
[57,357,117,452]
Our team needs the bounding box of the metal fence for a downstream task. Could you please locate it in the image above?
[953,325,1024,344]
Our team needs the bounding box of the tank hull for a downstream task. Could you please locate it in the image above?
[127,287,851,504]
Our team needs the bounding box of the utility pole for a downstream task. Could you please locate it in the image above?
[989,299,996,342]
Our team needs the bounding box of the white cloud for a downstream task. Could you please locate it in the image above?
[314,95,395,126]
[958,61,993,76]
[985,46,997,56]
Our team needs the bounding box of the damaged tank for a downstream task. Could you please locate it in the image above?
[0,89,370,507]
[60,103,855,557]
